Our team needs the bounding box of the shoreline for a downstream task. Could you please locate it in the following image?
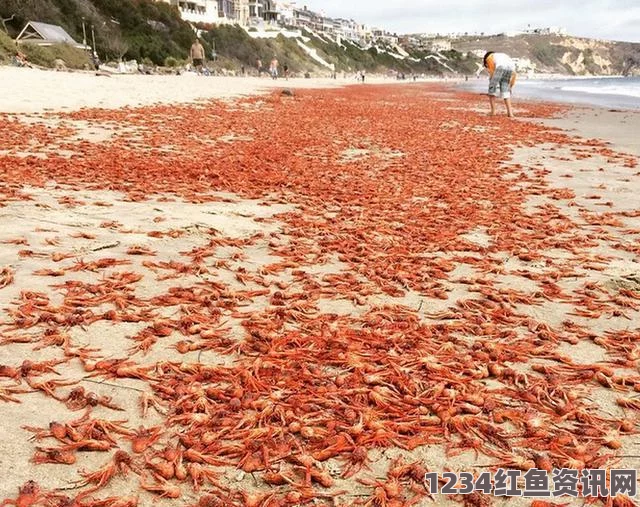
[455,76,640,112]
[541,107,640,157]
[447,82,640,155]
[4,64,638,115]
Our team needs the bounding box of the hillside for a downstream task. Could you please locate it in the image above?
[198,25,480,76]
[0,0,478,75]
[1,1,639,76]
[1,0,194,65]
[442,33,640,76]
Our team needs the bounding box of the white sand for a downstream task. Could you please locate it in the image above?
[0,67,413,113]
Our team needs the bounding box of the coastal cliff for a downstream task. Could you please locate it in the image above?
[445,33,640,76]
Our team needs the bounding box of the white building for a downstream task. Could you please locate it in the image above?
[372,28,398,45]
[335,18,359,42]
[357,24,373,43]
[235,0,250,25]
[547,26,567,35]
[157,0,241,25]
[291,6,324,32]
[275,1,296,25]
[522,26,568,36]
[157,0,379,42]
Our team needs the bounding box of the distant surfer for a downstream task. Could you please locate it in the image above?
[483,51,517,118]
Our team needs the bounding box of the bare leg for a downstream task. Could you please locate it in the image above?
[505,98,514,118]
[489,95,496,116]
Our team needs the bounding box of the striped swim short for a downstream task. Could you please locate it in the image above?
[488,67,514,99]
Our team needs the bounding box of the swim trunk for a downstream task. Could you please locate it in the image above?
[488,67,514,99]
[193,58,203,67]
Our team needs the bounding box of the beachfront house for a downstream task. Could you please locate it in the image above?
[156,0,368,42]
[275,1,295,25]
[247,0,263,20]
[372,28,398,45]
[522,26,568,36]
[156,0,238,24]
[334,19,360,43]
[234,0,250,26]
[262,0,280,24]
[246,0,279,26]
[291,7,324,33]
[357,24,373,44]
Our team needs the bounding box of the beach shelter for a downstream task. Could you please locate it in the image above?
[16,21,86,49]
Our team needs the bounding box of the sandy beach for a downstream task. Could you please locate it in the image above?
[1,68,639,507]
[0,67,410,113]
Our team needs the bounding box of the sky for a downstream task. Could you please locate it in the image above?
[298,0,640,42]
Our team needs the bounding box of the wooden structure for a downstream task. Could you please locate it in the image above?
[16,21,85,49]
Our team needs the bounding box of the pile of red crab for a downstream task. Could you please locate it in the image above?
[0,84,639,507]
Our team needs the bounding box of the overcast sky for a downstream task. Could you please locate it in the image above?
[298,0,640,42]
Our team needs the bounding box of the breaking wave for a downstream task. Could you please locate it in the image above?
[561,84,640,99]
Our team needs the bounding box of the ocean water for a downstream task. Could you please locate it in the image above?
[458,76,640,110]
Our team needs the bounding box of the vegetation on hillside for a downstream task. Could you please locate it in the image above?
[0,0,480,75]
[21,42,92,69]
[0,30,15,64]
[530,42,570,70]
[1,0,193,64]
[1,0,639,75]
[198,25,317,74]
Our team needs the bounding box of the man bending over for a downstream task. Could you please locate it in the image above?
[483,51,517,118]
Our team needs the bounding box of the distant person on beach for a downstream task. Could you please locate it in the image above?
[483,51,517,118]
[270,57,279,79]
[256,58,263,76]
[92,52,101,72]
[190,39,205,75]
[14,50,31,68]
[283,63,289,80]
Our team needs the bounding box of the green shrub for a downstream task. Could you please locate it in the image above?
[164,56,179,67]
[440,50,479,74]
[198,25,314,73]
[0,30,16,63]
[0,0,193,65]
[20,42,91,69]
